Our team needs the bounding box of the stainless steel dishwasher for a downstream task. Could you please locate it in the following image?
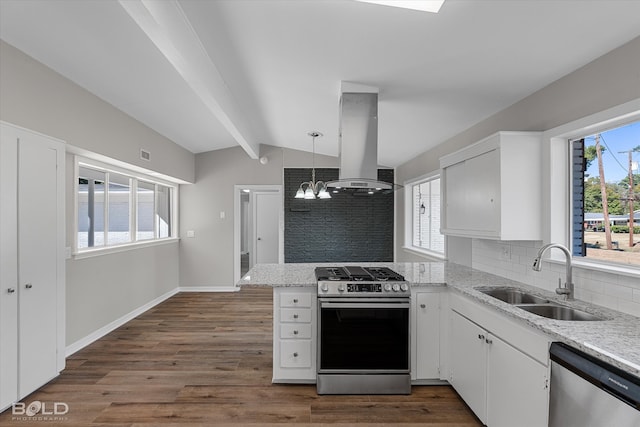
[549,342,640,427]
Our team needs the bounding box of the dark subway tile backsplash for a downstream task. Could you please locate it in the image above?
[284,168,394,263]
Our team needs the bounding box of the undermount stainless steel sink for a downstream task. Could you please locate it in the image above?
[476,287,604,321]
[517,304,603,321]
[476,287,550,304]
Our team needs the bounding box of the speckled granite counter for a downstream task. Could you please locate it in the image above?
[238,262,640,378]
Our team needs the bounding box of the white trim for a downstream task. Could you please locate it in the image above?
[552,258,639,278]
[179,286,240,292]
[402,245,446,261]
[65,287,179,357]
[540,98,640,276]
[74,155,180,254]
[73,237,179,259]
[66,143,191,185]
[403,171,445,257]
[233,185,283,286]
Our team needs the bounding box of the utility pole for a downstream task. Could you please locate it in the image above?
[595,134,613,250]
[619,146,640,248]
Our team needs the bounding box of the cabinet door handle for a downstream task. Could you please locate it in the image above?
[293,314,299,319]
[478,334,485,340]
[293,330,299,335]
[293,298,299,303]
[293,352,299,357]
[25,283,33,289]
[7,288,16,294]
[420,304,426,309]
[485,338,493,345]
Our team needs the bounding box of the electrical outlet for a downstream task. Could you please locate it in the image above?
[186,230,195,238]
[499,244,511,260]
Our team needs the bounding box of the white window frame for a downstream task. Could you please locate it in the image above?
[543,98,640,278]
[403,171,445,260]
[73,156,179,259]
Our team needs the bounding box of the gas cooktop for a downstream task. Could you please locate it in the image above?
[315,266,405,282]
[315,266,409,297]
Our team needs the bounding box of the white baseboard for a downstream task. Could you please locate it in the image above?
[179,286,240,292]
[65,287,179,357]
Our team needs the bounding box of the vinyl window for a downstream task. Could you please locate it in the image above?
[76,159,177,254]
[405,174,445,257]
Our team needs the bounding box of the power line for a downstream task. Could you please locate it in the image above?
[599,134,629,173]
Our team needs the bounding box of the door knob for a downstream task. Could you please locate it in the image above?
[7,288,16,294]
[25,283,33,289]
[420,304,426,308]
[257,237,262,240]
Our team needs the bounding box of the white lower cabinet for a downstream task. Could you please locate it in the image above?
[272,287,316,382]
[486,331,549,427]
[412,291,441,381]
[0,123,65,411]
[449,294,550,427]
[450,311,487,420]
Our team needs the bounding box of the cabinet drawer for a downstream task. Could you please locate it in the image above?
[279,293,312,308]
[280,308,311,323]
[280,324,312,339]
[280,340,312,368]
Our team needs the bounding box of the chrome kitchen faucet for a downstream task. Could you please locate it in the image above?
[532,243,574,300]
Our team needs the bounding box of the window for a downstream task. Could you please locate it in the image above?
[570,120,640,267]
[108,173,131,245]
[136,181,155,241]
[405,174,445,256]
[76,159,177,253]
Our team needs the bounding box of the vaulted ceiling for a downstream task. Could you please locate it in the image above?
[2,0,639,167]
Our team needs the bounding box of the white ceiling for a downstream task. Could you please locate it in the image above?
[1,0,640,167]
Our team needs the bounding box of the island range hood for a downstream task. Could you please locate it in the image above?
[326,91,400,193]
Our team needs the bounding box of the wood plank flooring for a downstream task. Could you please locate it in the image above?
[0,287,482,426]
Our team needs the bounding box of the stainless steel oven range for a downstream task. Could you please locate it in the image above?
[316,266,411,395]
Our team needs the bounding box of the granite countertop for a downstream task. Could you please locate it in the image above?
[238,262,640,378]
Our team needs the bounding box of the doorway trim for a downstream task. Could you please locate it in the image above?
[234,184,283,286]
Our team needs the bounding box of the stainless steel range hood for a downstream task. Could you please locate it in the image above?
[326,91,398,192]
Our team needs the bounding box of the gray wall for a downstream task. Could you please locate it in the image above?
[1,40,194,347]
[179,144,341,288]
[395,36,640,263]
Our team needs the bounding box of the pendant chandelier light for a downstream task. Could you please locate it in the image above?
[294,131,331,199]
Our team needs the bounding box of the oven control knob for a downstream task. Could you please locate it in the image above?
[338,284,346,292]
[400,283,409,292]
[321,283,329,293]
[384,283,392,292]
[392,283,400,292]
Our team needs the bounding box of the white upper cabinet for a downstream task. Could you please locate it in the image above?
[440,131,542,240]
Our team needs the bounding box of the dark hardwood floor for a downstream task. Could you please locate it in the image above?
[1,286,482,426]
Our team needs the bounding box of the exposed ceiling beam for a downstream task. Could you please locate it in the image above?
[118,0,260,158]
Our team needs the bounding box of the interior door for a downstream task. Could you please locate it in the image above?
[254,191,280,264]
[17,136,60,397]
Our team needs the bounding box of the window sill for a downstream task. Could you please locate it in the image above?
[402,246,446,261]
[546,256,640,279]
[73,238,179,260]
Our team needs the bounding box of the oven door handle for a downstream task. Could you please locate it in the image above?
[319,302,410,309]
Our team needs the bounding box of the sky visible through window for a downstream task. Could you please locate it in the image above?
[584,121,640,182]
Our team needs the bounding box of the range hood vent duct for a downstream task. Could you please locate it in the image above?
[326,91,400,193]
